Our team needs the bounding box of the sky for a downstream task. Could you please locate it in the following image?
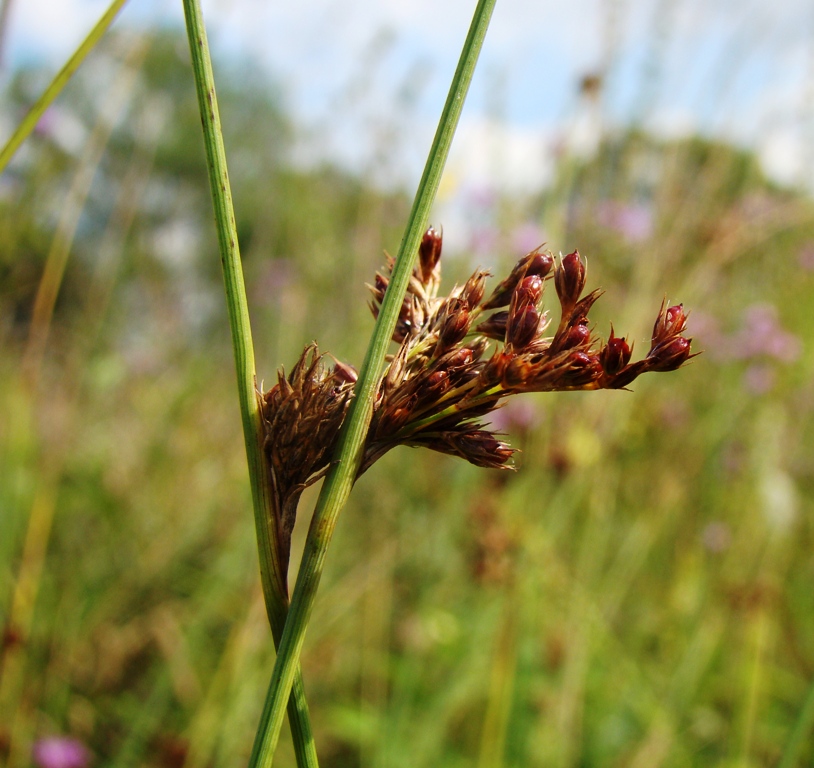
[5,0,814,193]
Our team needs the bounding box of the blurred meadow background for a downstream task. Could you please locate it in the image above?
[2,0,814,766]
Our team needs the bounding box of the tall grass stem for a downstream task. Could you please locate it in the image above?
[0,0,128,175]
[247,1,497,764]
[180,1,318,765]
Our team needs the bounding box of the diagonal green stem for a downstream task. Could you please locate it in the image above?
[0,0,128,175]
[247,1,497,764]
[180,1,318,766]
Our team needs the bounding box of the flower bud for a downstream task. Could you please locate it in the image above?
[418,226,443,285]
[525,249,554,279]
[647,336,693,371]
[518,275,544,304]
[482,249,553,310]
[452,430,515,469]
[426,369,449,394]
[555,250,586,310]
[651,302,687,346]
[507,305,540,350]
[475,311,509,341]
[461,269,489,309]
[600,328,632,376]
[437,345,475,371]
[561,351,601,387]
[559,322,591,350]
[438,298,471,350]
[331,360,358,384]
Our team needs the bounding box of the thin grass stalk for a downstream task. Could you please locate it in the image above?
[0,0,128,175]
[179,1,318,765]
[247,1,498,764]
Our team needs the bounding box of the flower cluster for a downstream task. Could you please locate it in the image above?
[261,344,356,581]
[261,228,694,573]
[361,227,694,469]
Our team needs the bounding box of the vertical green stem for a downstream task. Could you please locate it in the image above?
[180,1,318,766]
[0,0,128,175]
[248,1,497,764]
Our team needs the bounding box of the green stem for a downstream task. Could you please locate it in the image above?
[180,2,318,766]
[247,1,497,764]
[0,0,128,175]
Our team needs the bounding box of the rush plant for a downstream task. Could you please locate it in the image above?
[2,0,693,765]
[178,0,693,764]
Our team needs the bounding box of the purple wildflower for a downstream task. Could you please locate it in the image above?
[32,737,90,768]
[596,201,654,243]
[732,304,801,363]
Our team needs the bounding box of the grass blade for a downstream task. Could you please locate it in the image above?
[180,1,319,765]
[0,0,128,175]
[247,1,498,764]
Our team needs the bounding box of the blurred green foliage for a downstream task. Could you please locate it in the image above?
[1,26,814,768]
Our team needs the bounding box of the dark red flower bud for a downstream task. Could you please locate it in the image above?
[600,328,632,376]
[438,298,471,350]
[418,226,443,285]
[647,336,693,371]
[518,274,544,304]
[555,250,586,309]
[426,369,449,393]
[451,430,515,469]
[561,352,602,387]
[446,346,475,369]
[481,249,553,310]
[525,249,554,279]
[414,369,450,408]
[505,274,544,350]
[475,311,509,341]
[507,305,540,349]
[559,322,591,350]
[331,360,358,384]
[652,302,687,346]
